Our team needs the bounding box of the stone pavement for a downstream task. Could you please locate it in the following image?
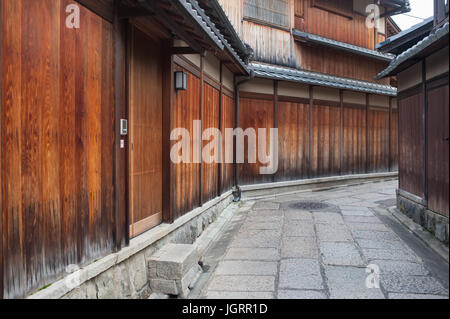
[195,180,449,299]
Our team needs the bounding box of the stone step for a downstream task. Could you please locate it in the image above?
[148,244,202,298]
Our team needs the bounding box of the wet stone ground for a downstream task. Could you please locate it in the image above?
[195,180,449,299]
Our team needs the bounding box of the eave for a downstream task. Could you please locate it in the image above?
[376,22,449,79]
[251,63,398,96]
[293,30,394,62]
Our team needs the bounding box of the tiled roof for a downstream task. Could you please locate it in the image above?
[251,63,398,96]
[293,30,394,62]
[376,22,449,79]
[179,0,249,73]
[177,0,224,50]
[376,17,434,51]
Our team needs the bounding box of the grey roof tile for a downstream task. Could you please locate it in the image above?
[376,22,449,79]
[250,63,397,96]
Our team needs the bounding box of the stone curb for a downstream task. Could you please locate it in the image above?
[240,172,398,200]
[389,207,449,263]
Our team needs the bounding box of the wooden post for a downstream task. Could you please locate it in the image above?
[388,96,393,172]
[113,1,129,249]
[0,0,3,299]
[309,85,313,178]
[162,40,175,223]
[273,80,278,183]
[422,60,429,202]
[218,62,223,196]
[339,90,344,175]
[365,93,370,174]
[234,75,239,188]
[199,55,204,206]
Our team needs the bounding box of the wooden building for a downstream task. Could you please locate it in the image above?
[217,0,408,185]
[1,0,409,298]
[377,0,449,244]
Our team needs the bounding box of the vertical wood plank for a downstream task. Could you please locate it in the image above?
[0,0,3,300]
[422,60,429,202]
[162,40,174,223]
[113,1,128,249]
[308,86,313,178]
[389,96,392,172]
[273,80,278,182]
[199,56,204,206]
[218,62,223,196]
[365,94,369,173]
[339,90,343,175]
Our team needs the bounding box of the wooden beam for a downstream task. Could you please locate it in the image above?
[171,47,200,55]
[113,1,129,249]
[162,40,175,223]
[76,0,114,22]
[140,1,204,54]
[118,7,152,19]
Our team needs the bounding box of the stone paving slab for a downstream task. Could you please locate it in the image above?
[224,248,280,261]
[313,212,345,225]
[325,266,385,299]
[388,293,448,299]
[381,275,449,295]
[208,275,275,292]
[231,230,281,248]
[316,224,353,242]
[281,237,319,259]
[278,259,324,290]
[206,291,274,299]
[343,216,383,224]
[351,230,400,241]
[371,260,430,276]
[284,210,313,221]
[283,220,315,237]
[347,222,390,232]
[252,202,280,210]
[355,238,406,250]
[320,242,365,266]
[277,290,327,299]
[215,261,278,276]
[200,180,449,300]
[362,248,420,262]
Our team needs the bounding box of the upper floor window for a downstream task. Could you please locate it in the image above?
[312,0,353,19]
[243,0,290,29]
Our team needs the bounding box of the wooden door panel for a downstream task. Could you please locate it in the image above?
[129,26,163,237]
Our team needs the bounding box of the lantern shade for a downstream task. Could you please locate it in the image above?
[175,71,188,90]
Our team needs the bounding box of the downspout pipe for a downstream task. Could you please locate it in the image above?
[232,70,255,202]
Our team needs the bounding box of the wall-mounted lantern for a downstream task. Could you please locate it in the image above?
[175,71,188,91]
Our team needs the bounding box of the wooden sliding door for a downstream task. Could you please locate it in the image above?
[129,26,163,237]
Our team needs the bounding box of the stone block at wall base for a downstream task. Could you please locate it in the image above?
[397,191,449,245]
[148,244,203,298]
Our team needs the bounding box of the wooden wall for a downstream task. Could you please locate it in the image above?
[275,99,310,181]
[427,83,449,217]
[398,93,425,199]
[238,84,398,186]
[1,0,115,298]
[219,0,390,84]
[172,57,235,219]
[295,1,376,49]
